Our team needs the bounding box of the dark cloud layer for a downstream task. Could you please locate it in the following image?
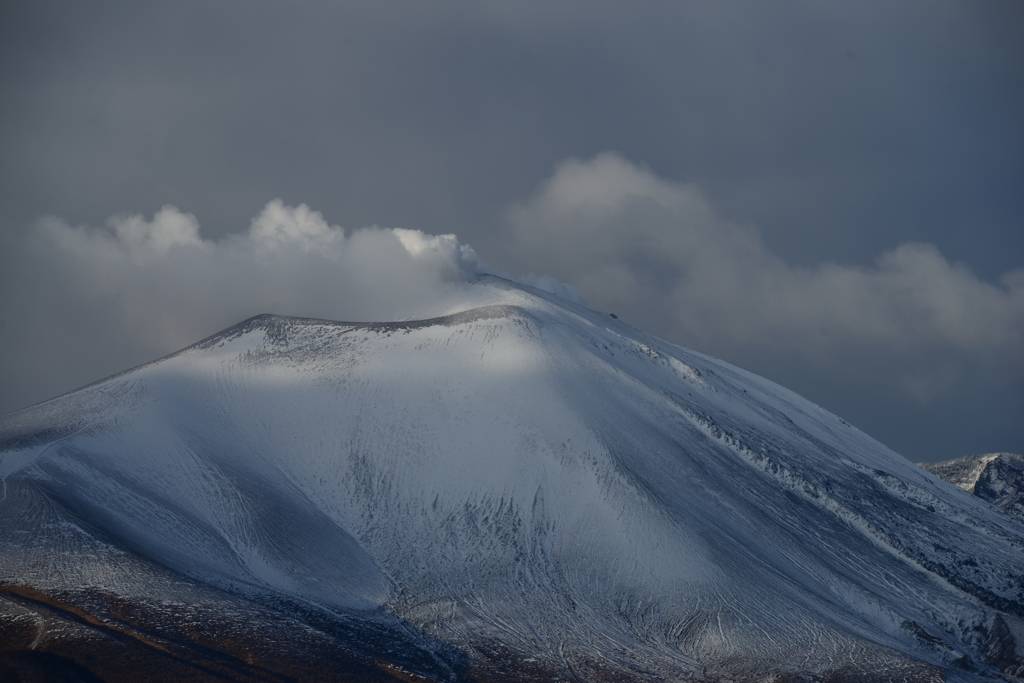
[1,1,1021,462]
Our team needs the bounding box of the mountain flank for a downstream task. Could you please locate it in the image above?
[3,277,1023,681]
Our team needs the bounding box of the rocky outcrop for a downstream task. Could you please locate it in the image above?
[920,453,1024,519]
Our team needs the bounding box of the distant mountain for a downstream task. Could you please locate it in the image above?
[920,453,1024,520]
[2,276,1023,682]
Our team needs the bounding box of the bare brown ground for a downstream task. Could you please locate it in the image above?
[0,584,951,683]
[0,583,437,683]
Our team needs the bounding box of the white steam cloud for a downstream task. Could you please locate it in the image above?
[508,153,1024,401]
[23,200,500,345]
[0,200,577,413]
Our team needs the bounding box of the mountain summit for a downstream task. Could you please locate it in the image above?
[2,277,1022,682]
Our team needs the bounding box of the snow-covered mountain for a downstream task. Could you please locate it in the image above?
[921,454,1024,521]
[2,276,1023,682]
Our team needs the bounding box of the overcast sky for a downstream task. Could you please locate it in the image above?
[1,0,1021,463]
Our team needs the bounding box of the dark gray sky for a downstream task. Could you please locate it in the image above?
[1,0,1021,463]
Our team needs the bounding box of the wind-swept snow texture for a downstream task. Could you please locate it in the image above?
[2,276,1023,681]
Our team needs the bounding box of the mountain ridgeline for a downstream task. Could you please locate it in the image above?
[1,277,1022,682]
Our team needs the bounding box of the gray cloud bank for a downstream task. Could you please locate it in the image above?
[508,154,1024,403]
[1,154,1020,464]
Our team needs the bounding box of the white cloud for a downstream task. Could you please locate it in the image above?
[1,201,538,412]
[507,153,1024,399]
[21,201,507,349]
[0,198,592,413]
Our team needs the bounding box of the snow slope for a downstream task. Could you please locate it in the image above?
[2,276,1023,681]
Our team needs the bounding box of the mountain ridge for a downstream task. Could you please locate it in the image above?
[2,277,1023,681]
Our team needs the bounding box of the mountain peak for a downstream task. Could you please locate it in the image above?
[2,280,1023,681]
